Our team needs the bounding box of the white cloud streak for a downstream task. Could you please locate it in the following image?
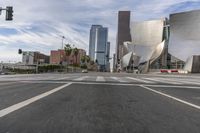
[0,0,199,62]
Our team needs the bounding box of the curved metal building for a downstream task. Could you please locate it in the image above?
[121,19,168,72]
[169,10,200,62]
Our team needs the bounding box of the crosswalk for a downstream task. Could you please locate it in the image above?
[0,75,200,85]
[96,76,105,82]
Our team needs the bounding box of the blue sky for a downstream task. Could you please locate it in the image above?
[0,0,200,62]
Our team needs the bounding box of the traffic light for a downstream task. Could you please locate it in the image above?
[6,6,13,21]
[18,49,22,54]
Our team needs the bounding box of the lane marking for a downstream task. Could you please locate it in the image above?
[144,78,182,85]
[0,82,18,86]
[18,81,200,89]
[172,79,200,85]
[145,84,200,89]
[153,77,185,84]
[140,85,200,110]
[96,76,105,82]
[0,83,72,118]
[110,77,129,83]
[55,77,70,80]
[73,76,88,81]
[126,77,154,83]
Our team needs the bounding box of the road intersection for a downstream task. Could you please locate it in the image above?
[0,73,200,133]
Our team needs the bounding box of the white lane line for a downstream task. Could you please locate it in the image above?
[96,76,105,82]
[153,78,190,85]
[73,76,88,81]
[144,78,182,85]
[126,77,154,83]
[140,85,200,110]
[145,84,200,89]
[172,79,200,85]
[56,77,70,80]
[0,83,72,118]
[0,82,17,86]
[18,81,200,89]
[110,77,129,83]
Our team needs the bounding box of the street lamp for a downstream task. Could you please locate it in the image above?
[61,36,65,49]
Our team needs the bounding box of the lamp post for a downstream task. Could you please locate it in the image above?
[61,36,65,49]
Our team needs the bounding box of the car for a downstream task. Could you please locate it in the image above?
[82,69,88,73]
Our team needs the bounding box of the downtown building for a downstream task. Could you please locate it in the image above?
[50,49,86,65]
[115,10,200,73]
[115,11,132,70]
[22,51,50,65]
[89,25,110,71]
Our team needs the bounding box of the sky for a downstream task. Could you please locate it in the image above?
[0,0,200,63]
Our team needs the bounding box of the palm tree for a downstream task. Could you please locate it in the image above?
[86,55,90,63]
[72,47,79,66]
[81,55,86,64]
[64,44,72,72]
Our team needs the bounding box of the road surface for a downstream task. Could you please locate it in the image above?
[0,73,199,133]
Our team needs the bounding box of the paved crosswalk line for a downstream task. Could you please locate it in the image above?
[144,78,182,85]
[96,76,105,82]
[73,76,88,81]
[171,79,200,85]
[126,77,154,83]
[56,77,70,80]
[110,77,129,83]
[152,77,185,84]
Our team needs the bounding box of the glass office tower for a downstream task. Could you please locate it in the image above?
[89,25,109,71]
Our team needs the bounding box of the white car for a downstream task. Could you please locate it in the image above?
[82,69,88,73]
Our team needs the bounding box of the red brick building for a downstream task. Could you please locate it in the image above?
[50,49,86,65]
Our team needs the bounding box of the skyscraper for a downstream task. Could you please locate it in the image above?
[116,11,132,66]
[89,25,102,60]
[89,25,108,71]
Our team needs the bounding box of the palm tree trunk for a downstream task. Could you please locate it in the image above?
[75,55,78,72]
[67,56,69,72]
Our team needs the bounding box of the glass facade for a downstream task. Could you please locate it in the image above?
[95,27,108,66]
[89,25,108,70]
[89,25,102,61]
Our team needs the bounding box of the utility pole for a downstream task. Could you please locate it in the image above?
[61,36,65,49]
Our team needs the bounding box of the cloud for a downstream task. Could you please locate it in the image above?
[0,0,200,63]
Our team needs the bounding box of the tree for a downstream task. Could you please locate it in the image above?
[72,47,79,66]
[81,55,86,64]
[86,55,90,63]
[64,44,72,71]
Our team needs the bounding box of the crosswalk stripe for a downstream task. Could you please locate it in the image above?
[55,77,70,80]
[171,79,200,85]
[96,76,105,82]
[73,76,88,81]
[126,77,154,83]
[144,78,182,85]
[110,77,129,83]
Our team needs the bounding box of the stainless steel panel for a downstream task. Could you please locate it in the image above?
[130,19,164,47]
[169,10,200,61]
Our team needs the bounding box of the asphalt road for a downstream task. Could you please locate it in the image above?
[0,73,200,133]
